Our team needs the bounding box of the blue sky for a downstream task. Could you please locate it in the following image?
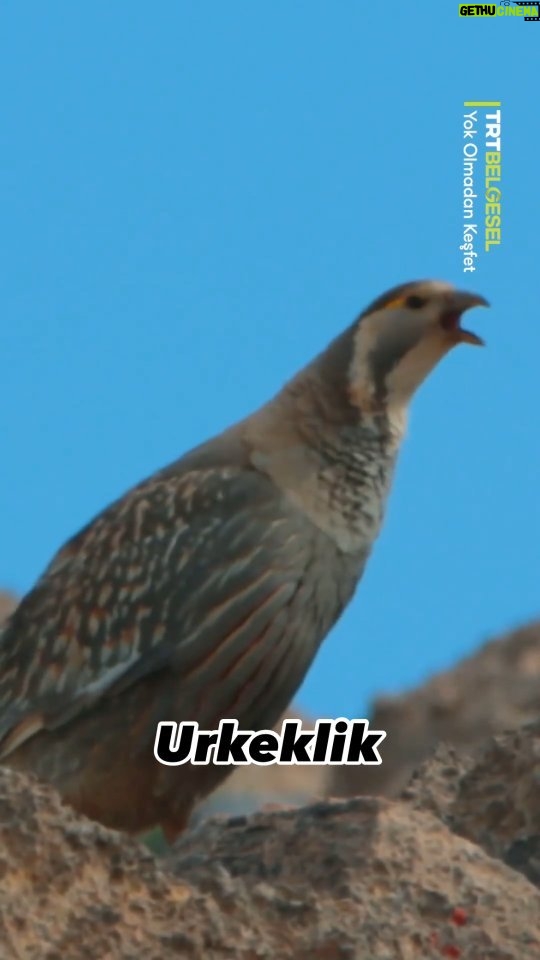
[1,3,538,719]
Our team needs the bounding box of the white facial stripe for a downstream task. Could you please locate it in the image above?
[348,315,383,409]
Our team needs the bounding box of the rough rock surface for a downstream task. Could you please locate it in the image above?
[331,620,540,798]
[403,719,540,890]
[1,721,540,960]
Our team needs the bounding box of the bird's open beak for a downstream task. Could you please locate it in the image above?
[440,291,489,347]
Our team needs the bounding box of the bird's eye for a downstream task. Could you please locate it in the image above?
[405,294,427,309]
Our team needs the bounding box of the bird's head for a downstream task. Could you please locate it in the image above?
[346,279,488,410]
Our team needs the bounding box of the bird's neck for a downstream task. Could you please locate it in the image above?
[245,375,408,554]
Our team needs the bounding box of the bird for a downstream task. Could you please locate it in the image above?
[0,279,487,841]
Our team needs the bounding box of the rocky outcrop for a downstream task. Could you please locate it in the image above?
[1,718,540,959]
[331,620,540,799]
[403,720,540,891]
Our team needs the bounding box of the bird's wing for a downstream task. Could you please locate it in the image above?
[0,464,314,757]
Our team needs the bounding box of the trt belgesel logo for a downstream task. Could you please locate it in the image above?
[459,2,540,18]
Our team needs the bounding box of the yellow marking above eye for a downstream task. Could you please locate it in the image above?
[383,296,407,310]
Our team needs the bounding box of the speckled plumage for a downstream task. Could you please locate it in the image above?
[0,280,487,837]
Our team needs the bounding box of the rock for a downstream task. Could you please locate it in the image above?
[1,743,540,959]
[330,621,540,799]
[171,795,540,959]
[403,719,540,890]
